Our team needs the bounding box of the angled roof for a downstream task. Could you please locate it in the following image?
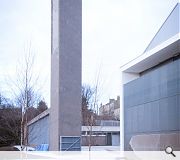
[27,109,50,126]
[121,3,180,73]
[144,3,179,53]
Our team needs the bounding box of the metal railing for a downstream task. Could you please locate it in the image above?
[64,137,81,151]
[95,120,120,126]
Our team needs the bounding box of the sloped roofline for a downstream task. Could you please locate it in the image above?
[143,3,179,53]
[120,3,179,70]
[27,109,50,126]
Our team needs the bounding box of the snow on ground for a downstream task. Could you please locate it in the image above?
[81,146,120,151]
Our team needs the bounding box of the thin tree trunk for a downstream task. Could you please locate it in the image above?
[88,114,93,151]
[20,117,23,150]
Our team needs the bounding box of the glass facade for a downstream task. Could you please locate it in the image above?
[124,57,180,150]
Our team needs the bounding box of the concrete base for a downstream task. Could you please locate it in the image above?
[130,132,180,151]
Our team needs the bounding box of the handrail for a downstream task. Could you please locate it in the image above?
[64,137,81,151]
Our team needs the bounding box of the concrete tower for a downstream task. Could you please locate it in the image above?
[50,0,82,151]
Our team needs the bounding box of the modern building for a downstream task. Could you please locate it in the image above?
[27,110,120,147]
[82,121,120,146]
[28,110,50,147]
[99,96,120,120]
[120,3,180,151]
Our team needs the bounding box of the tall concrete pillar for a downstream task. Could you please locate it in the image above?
[50,0,82,151]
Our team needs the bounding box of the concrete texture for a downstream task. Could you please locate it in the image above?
[50,0,82,151]
[82,136,107,146]
[130,132,180,151]
[27,110,120,147]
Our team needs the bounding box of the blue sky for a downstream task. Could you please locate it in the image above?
[0,0,178,106]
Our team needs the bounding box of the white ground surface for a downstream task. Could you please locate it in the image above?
[0,151,179,160]
[81,146,120,151]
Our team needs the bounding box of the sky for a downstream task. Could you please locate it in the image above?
[82,0,178,104]
[0,0,178,106]
[0,0,51,105]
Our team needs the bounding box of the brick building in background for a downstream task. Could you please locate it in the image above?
[99,96,120,120]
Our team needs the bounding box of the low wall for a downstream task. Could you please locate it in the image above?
[82,136,106,146]
[130,132,180,151]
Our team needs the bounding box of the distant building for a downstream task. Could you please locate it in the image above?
[82,120,120,146]
[99,96,120,120]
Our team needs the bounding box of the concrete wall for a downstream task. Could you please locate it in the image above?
[28,115,49,146]
[28,115,120,147]
[82,136,106,146]
[124,57,180,150]
[50,0,82,150]
[112,133,120,146]
[82,133,120,146]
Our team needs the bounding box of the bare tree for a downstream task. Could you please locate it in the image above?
[81,83,101,151]
[21,52,41,148]
[82,61,107,150]
[82,85,94,125]
[6,47,43,149]
[0,93,47,148]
